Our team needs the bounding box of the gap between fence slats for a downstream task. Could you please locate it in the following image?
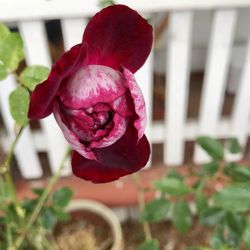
[194,10,237,163]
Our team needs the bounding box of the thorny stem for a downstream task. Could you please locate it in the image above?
[133,173,152,241]
[14,147,71,249]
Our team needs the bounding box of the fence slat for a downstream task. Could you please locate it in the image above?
[19,21,71,176]
[0,76,42,178]
[194,10,237,163]
[135,53,153,167]
[164,11,193,165]
[229,33,250,158]
[61,18,87,50]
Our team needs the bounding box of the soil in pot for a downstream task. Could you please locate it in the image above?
[53,210,113,250]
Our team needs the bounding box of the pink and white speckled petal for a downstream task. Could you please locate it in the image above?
[89,113,127,149]
[59,65,127,109]
[111,92,134,117]
[123,67,147,140]
[53,101,96,160]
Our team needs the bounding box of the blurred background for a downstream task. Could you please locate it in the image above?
[0,0,250,248]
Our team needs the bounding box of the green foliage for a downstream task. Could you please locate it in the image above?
[199,161,219,177]
[0,23,24,80]
[52,187,73,207]
[19,65,49,91]
[141,198,170,222]
[226,138,241,154]
[142,135,250,250]
[99,0,115,8]
[154,178,191,197]
[167,169,183,181]
[172,200,192,233]
[138,239,159,250]
[9,86,30,126]
[40,207,57,230]
[213,183,250,212]
[200,207,225,226]
[224,162,250,182]
[196,136,224,160]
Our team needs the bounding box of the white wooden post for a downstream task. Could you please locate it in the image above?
[194,10,237,163]
[61,18,87,50]
[228,33,250,160]
[164,11,193,165]
[19,21,71,176]
[135,53,154,167]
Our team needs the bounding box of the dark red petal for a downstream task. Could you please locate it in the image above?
[83,4,153,73]
[28,43,87,119]
[72,133,150,183]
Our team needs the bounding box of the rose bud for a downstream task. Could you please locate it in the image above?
[28,4,153,183]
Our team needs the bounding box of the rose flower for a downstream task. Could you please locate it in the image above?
[28,4,153,183]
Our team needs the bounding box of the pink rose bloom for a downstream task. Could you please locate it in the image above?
[28,4,153,183]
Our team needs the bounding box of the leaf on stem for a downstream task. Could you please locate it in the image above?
[213,183,250,212]
[172,200,192,233]
[19,65,49,91]
[9,86,30,126]
[200,207,225,226]
[154,178,191,197]
[141,198,170,222]
[226,138,241,154]
[196,136,224,161]
[138,239,159,250]
[52,187,73,207]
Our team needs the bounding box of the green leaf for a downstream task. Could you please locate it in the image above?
[99,0,115,8]
[0,23,10,41]
[195,188,208,215]
[199,161,219,177]
[226,212,245,236]
[0,32,24,72]
[141,199,170,222]
[243,218,250,249]
[53,209,71,222]
[40,207,57,230]
[196,136,224,161]
[227,138,241,154]
[52,187,73,207]
[213,183,250,212]
[224,162,250,182]
[154,178,191,197]
[172,200,192,233]
[167,170,183,181]
[138,239,159,250]
[9,86,30,126]
[200,207,225,226]
[0,64,8,80]
[19,65,49,91]
[210,232,225,250]
[22,199,37,213]
[32,188,44,196]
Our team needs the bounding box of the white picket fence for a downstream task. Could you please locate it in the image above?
[0,0,250,179]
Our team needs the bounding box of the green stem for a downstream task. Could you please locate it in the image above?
[133,173,152,241]
[1,127,24,203]
[14,147,71,249]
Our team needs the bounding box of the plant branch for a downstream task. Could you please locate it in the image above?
[14,147,71,249]
[133,173,152,241]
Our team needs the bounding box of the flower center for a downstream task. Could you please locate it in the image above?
[61,103,114,146]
